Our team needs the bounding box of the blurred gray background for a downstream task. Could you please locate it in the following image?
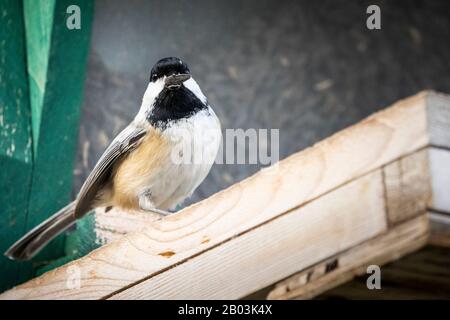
[72,0,450,205]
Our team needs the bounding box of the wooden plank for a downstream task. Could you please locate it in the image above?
[267,215,429,300]
[428,148,450,214]
[426,91,450,149]
[22,0,94,263]
[0,0,34,292]
[94,207,159,243]
[428,212,450,248]
[383,149,431,225]
[1,170,387,299]
[60,207,158,262]
[62,208,155,261]
[110,171,387,299]
[0,92,432,299]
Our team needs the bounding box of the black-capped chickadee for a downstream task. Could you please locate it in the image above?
[6,57,222,261]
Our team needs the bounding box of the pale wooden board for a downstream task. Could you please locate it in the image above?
[429,148,450,214]
[110,171,387,299]
[0,92,431,299]
[267,214,429,300]
[428,212,450,248]
[383,149,431,225]
[93,207,160,243]
[427,92,450,149]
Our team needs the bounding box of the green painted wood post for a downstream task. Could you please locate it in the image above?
[18,0,94,281]
[22,0,94,258]
[0,0,34,292]
[0,0,93,290]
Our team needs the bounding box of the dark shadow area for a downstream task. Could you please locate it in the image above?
[318,246,450,299]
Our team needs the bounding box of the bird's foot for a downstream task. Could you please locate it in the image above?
[138,191,174,216]
[144,207,173,216]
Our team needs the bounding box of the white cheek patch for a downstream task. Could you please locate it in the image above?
[183,78,207,105]
[135,79,165,124]
[142,78,165,106]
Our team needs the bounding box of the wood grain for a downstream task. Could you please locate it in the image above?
[383,149,431,225]
[110,171,387,299]
[94,207,160,243]
[267,215,429,300]
[0,92,433,299]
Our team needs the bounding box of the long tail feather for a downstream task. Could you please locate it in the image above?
[4,201,77,261]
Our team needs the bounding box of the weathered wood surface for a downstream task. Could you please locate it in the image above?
[0,91,449,299]
[267,215,429,300]
[0,0,33,293]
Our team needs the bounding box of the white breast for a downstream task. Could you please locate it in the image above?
[150,107,221,210]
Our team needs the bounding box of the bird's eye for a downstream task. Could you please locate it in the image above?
[151,74,158,81]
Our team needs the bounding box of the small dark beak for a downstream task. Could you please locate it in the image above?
[165,73,191,89]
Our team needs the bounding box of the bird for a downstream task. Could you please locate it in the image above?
[5,57,222,261]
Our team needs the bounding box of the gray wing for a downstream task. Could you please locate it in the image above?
[74,125,147,218]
